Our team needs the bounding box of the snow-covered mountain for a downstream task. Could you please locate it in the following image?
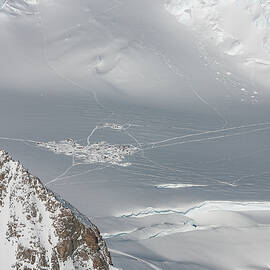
[1,0,270,269]
[165,0,270,86]
[0,150,117,270]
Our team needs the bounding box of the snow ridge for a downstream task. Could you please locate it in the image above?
[165,0,270,66]
[0,150,117,270]
[0,0,37,15]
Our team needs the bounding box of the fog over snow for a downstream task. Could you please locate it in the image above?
[1,0,270,269]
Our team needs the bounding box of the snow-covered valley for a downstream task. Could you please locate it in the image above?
[1,0,270,269]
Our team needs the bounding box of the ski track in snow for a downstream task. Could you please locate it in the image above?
[24,3,142,185]
[30,0,270,188]
[45,164,112,186]
[205,145,270,165]
[147,122,270,147]
[1,2,270,269]
[165,1,265,104]
[2,119,270,188]
[135,41,228,129]
[1,0,269,188]
[109,249,163,270]
[144,125,270,151]
[116,156,238,188]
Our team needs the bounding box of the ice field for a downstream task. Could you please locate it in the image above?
[1,0,270,269]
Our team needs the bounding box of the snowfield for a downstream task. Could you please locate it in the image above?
[165,0,270,88]
[1,0,270,269]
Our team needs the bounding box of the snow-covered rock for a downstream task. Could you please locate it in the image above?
[165,0,270,66]
[0,150,117,270]
[0,0,37,15]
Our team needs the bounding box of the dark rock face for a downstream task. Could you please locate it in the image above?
[0,150,115,270]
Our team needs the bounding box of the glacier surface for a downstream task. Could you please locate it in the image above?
[1,0,270,269]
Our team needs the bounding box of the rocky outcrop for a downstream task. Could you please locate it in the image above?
[0,150,117,270]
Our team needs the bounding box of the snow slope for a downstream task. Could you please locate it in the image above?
[1,0,270,269]
[0,150,117,270]
[165,0,270,87]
